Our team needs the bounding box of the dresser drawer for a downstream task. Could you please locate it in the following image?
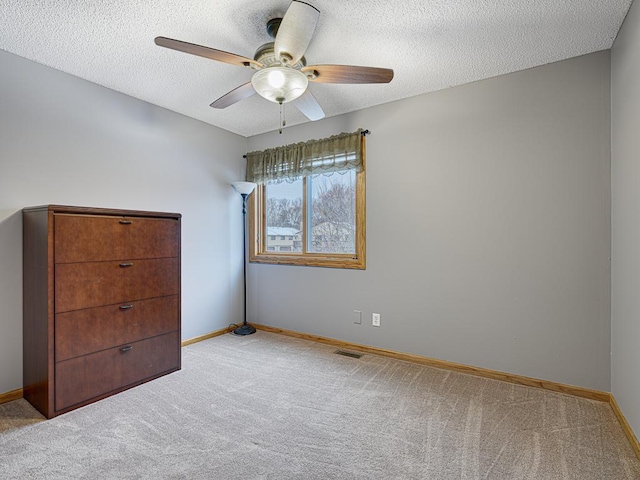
[54,214,179,263]
[55,258,179,313]
[55,295,179,362]
[55,331,180,412]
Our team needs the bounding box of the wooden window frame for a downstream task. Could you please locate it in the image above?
[248,156,366,270]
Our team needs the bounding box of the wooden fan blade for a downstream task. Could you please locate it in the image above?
[155,37,262,69]
[302,65,394,84]
[210,82,256,109]
[274,1,319,65]
[293,90,325,121]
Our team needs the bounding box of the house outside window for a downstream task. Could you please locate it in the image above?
[266,227,301,252]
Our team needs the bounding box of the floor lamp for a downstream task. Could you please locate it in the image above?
[232,181,257,335]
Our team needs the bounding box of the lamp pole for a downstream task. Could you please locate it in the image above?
[232,182,257,335]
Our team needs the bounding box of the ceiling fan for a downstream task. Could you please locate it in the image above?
[155,0,394,122]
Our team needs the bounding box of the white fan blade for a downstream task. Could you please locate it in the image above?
[274,1,320,65]
[210,82,256,109]
[293,90,325,121]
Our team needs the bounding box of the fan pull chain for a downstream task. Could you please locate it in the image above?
[279,101,286,135]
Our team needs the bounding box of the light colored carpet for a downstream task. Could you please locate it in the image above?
[0,399,44,432]
[1,331,639,479]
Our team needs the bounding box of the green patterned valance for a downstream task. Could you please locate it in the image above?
[246,129,363,184]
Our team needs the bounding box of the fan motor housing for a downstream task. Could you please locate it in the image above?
[254,42,306,70]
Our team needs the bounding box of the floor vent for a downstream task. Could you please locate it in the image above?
[334,350,363,359]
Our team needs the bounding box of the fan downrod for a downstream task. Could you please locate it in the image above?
[266,18,282,39]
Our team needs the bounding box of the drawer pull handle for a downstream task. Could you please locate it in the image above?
[119,220,132,225]
[119,304,134,310]
[120,346,133,353]
[119,262,133,268]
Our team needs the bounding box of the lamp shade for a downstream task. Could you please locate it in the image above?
[251,66,308,104]
[232,181,257,195]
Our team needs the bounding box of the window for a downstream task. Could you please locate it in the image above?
[247,129,366,269]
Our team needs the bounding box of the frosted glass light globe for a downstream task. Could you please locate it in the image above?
[251,66,308,104]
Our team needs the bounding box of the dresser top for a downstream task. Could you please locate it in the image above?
[22,205,181,219]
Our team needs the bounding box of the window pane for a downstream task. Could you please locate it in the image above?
[308,171,356,254]
[265,180,303,253]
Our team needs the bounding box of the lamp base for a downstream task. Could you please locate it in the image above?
[232,324,256,336]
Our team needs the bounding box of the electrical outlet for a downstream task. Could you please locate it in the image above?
[372,313,381,327]
[353,310,362,325]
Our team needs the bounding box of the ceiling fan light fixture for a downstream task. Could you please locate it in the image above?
[251,66,308,104]
[268,69,286,88]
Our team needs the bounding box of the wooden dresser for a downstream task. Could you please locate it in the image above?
[23,205,181,418]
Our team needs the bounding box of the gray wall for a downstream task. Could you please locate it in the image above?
[0,50,248,395]
[248,51,612,391]
[612,0,640,440]
[0,47,617,398]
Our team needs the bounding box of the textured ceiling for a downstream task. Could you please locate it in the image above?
[0,0,633,137]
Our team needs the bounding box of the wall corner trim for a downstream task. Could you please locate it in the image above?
[0,388,23,405]
[610,394,640,460]
[181,326,233,347]
[252,323,610,401]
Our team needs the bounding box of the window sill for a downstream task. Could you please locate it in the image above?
[249,253,365,270]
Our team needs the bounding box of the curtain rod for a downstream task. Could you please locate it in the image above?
[242,129,370,158]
